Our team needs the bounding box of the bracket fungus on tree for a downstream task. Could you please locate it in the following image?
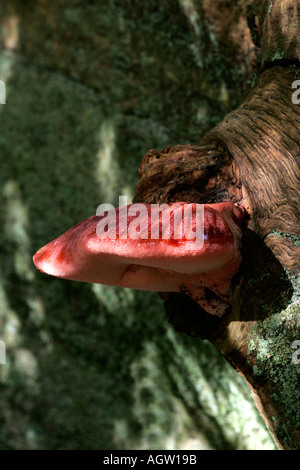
[33,201,246,317]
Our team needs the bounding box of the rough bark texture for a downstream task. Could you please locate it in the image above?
[207,65,300,273]
[209,64,300,450]
[135,0,300,450]
[260,0,300,64]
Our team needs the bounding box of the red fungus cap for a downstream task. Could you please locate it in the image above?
[33,202,245,316]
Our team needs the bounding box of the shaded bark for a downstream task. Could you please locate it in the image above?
[134,0,300,449]
[260,0,300,64]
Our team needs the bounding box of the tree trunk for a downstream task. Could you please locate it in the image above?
[134,0,300,450]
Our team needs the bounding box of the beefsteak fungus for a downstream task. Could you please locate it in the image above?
[33,202,245,316]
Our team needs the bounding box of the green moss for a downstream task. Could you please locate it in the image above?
[288,64,300,80]
[247,72,258,89]
[271,50,285,61]
[268,2,273,14]
[247,302,300,449]
[267,230,300,247]
[253,365,263,377]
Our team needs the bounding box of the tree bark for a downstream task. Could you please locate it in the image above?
[134,0,300,450]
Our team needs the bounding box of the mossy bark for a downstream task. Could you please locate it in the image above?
[0,0,298,450]
[209,64,300,447]
[260,0,300,64]
[135,0,300,450]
